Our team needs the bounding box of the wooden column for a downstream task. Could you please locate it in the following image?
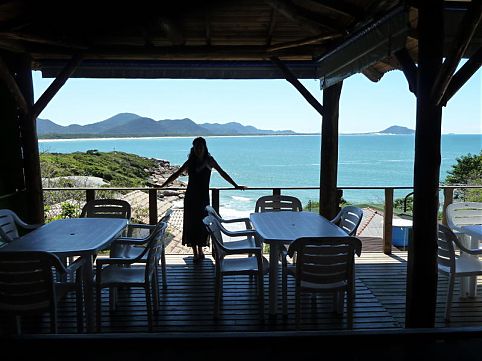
[319,81,342,220]
[12,54,44,223]
[405,0,444,328]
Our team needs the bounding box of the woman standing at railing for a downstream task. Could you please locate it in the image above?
[158,137,246,262]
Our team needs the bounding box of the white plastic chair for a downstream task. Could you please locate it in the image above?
[254,195,302,213]
[330,206,364,236]
[446,202,482,243]
[95,222,167,332]
[203,215,268,319]
[0,251,85,334]
[281,236,361,329]
[437,223,482,321]
[0,209,41,243]
[112,208,173,291]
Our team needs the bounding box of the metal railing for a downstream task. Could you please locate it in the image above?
[43,185,481,255]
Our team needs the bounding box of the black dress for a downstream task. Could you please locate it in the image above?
[182,156,212,247]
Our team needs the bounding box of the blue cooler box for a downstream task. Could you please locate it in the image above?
[392,219,413,247]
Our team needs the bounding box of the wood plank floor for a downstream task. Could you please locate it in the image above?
[3,250,482,335]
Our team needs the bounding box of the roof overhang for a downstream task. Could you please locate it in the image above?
[316,6,409,89]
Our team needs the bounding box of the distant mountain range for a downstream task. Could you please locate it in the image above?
[37,113,297,138]
[36,113,415,138]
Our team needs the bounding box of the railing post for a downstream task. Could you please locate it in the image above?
[212,188,220,214]
[273,188,281,196]
[442,187,454,226]
[86,189,95,203]
[149,188,158,225]
[383,188,393,255]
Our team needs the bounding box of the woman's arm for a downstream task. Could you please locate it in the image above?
[210,157,246,189]
[158,161,188,188]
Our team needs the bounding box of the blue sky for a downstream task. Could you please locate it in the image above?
[32,67,481,134]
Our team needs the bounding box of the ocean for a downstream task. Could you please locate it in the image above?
[39,134,482,215]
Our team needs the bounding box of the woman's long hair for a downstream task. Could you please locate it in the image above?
[188,137,210,172]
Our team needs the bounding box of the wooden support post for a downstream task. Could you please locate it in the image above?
[442,187,454,226]
[383,188,394,255]
[272,188,281,196]
[149,188,158,225]
[85,189,95,203]
[405,0,444,328]
[211,188,220,214]
[319,82,342,220]
[12,55,43,224]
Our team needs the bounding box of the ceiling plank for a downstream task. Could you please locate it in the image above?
[264,0,338,34]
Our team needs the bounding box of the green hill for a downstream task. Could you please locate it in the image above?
[40,150,161,187]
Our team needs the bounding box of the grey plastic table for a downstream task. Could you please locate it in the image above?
[250,211,348,316]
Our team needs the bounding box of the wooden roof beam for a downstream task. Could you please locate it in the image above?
[432,0,482,106]
[0,55,29,115]
[441,45,482,106]
[270,56,325,117]
[394,47,418,95]
[31,54,83,120]
[0,32,88,50]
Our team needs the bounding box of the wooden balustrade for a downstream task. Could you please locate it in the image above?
[43,185,480,254]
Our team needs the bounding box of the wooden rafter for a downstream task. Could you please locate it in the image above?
[441,45,482,106]
[432,0,482,106]
[294,0,360,20]
[270,56,325,116]
[267,33,340,52]
[31,54,83,120]
[0,32,88,50]
[394,48,418,95]
[266,7,277,47]
[264,0,340,34]
[0,55,29,115]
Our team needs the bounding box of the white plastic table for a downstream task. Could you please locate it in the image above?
[249,211,348,316]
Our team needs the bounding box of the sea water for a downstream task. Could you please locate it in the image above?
[39,134,482,215]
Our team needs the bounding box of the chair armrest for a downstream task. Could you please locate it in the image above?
[222,228,257,238]
[221,217,253,229]
[96,257,137,267]
[114,236,149,245]
[453,236,482,256]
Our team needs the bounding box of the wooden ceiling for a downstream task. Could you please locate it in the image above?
[0,1,479,82]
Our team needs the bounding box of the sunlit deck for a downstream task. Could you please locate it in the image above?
[3,237,482,336]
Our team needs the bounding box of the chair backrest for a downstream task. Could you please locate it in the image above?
[255,195,302,212]
[332,206,364,236]
[144,222,168,281]
[205,205,222,222]
[80,199,132,219]
[446,202,482,230]
[288,237,361,289]
[0,251,66,314]
[160,208,173,224]
[437,224,457,273]
[0,209,22,242]
[203,216,226,261]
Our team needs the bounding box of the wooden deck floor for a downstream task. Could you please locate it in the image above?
[3,245,482,335]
